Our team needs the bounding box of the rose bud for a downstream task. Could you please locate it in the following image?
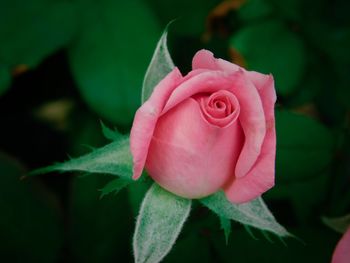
[130,50,276,204]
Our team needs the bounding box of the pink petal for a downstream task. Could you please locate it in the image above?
[224,77,276,203]
[192,49,240,72]
[231,70,266,178]
[333,228,350,263]
[193,49,271,178]
[146,98,243,198]
[162,70,266,179]
[192,49,273,93]
[162,70,237,115]
[192,49,223,70]
[130,68,183,180]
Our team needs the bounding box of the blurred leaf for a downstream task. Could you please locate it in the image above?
[99,177,132,199]
[305,22,350,64]
[0,66,11,96]
[266,171,329,224]
[133,184,191,263]
[267,0,302,20]
[213,226,338,263]
[266,110,335,222]
[238,0,273,22]
[0,0,76,68]
[220,216,232,244]
[69,174,133,262]
[323,214,350,234]
[201,192,290,237]
[68,0,160,126]
[142,24,175,103]
[275,110,334,182]
[230,20,306,96]
[148,0,218,36]
[0,153,62,262]
[30,136,133,179]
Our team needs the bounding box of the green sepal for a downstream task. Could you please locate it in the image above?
[133,183,191,263]
[29,136,132,180]
[201,191,291,238]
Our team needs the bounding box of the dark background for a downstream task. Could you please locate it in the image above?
[0,0,349,262]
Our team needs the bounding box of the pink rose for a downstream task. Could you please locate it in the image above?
[130,50,276,203]
[332,228,350,263]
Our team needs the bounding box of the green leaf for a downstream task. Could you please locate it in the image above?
[276,110,334,182]
[238,0,274,22]
[267,0,303,21]
[200,191,290,237]
[269,106,334,224]
[0,66,11,96]
[230,20,306,96]
[142,24,175,103]
[148,0,217,36]
[323,214,350,234]
[30,136,133,179]
[0,153,62,262]
[100,121,122,142]
[68,0,160,126]
[219,216,232,244]
[99,177,132,199]
[133,184,191,263]
[0,0,76,68]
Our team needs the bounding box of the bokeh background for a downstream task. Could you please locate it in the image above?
[1,0,349,262]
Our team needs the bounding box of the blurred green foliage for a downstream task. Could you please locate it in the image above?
[0,0,349,262]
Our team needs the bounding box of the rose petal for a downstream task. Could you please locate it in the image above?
[231,70,267,178]
[193,50,270,178]
[192,49,273,94]
[146,98,243,198]
[224,77,276,203]
[130,68,183,180]
[332,228,350,263]
[162,71,237,115]
[192,49,240,72]
[199,90,240,128]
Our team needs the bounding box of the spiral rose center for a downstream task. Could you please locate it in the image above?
[197,90,240,128]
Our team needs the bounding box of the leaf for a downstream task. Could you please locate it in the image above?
[99,177,132,199]
[68,0,160,125]
[133,184,191,263]
[142,23,175,103]
[230,20,306,96]
[148,0,217,36]
[200,191,290,237]
[0,0,76,68]
[100,121,122,141]
[220,216,232,244]
[238,0,273,22]
[276,110,334,182]
[0,153,62,262]
[323,214,350,234]
[268,0,303,20]
[30,136,133,179]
